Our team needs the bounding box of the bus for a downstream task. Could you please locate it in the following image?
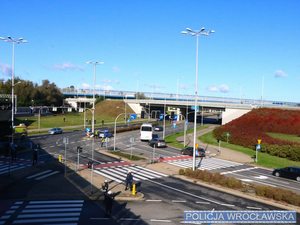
[140,123,153,141]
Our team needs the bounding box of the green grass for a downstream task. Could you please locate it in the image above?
[109,150,145,161]
[16,112,119,130]
[267,132,300,143]
[165,125,208,149]
[200,131,300,168]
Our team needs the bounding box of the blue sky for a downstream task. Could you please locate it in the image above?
[0,0,299,102]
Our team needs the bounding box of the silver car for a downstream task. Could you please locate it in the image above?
[48,128,63,135]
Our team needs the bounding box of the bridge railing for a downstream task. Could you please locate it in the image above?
[60,88,300,108]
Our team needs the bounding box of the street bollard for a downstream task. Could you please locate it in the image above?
[58,154,62,162]
[132,183,136,195]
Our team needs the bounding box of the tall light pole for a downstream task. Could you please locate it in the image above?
[0,36,27,145]
[86,61,104,133]
[181,27,214,171]
[86,60,103,194]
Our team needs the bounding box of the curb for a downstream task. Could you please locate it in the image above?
[173,174,300,213]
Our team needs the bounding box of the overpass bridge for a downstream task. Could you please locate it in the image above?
[62,88,300,125]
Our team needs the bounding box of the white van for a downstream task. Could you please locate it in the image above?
[140,123,153,141]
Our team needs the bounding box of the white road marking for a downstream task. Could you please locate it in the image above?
[13,217,79,224]
[26,170,52,179]
[146,200,162,202]
[172,200,186,203]
[17,213,80,218]
[246,206,262,210]
[195,201,210,204]
[221,167,257,175]
[219,203,235,207]
[254,175,268,179]
[29,200,84,204]
[150,219,172,223]
[35,171,59,180]
[148,179,222,205]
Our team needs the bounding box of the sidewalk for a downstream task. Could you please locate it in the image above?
[176,125,252,163]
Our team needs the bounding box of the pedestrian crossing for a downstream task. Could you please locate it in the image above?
[94,165,168,183]
[0,200,83,225]
[0,159,31,176]
[26,170,60,181]
[167,157,242,171]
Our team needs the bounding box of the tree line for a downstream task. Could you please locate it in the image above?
[0,78,63,107]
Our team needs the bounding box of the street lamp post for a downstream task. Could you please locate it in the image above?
[0,36,27,145]
[114,112,128,151]
[86,61,104,134]
[181,27,214,171]
[86,60,103,194]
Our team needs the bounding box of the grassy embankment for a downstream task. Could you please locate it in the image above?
[165,126,300,168]
[16,100,135,133]
[200,131,300,168]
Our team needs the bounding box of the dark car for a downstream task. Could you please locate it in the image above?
[48,127,63,135]
[181,146,206,157]
[272,166,300,181]
[148,134,166,148]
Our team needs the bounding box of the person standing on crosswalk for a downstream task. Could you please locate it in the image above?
[125,170,133,191]
[32,144,39,166]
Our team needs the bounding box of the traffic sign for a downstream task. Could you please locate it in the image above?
[257,139,262,144]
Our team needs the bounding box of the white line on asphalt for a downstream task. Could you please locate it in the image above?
[12,217,79,224]
[23,208,82,213]
[172,200,186,203]
[29,200,84,204]
[147,179,222,205]
[17,213,80,218]
[146,200,162,202]
[93,170,123,183]
[221,167,257,175]
[195,201,210,204]
[26,170,52,179]
[150,219,172,223]
[219,203,235,207]
[25,204,83,209]
[246,206,262,210]
[35,171,59,180]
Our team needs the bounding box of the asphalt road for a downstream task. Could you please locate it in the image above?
[29,125,300,194]
[1,127,299,224]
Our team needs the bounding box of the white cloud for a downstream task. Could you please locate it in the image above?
[207,84,230,93]
[52,63,84,71]
[0,63,12,77]
[207,85,219,92]
[82,83,90,88]
[274,70,287,78]
[219,84,230,93]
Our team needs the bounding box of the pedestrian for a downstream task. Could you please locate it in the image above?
[101,137,105,147]
[104,191,114,216]
[125,170,133,191]
[32,147,38,166]
[102,180,109,193]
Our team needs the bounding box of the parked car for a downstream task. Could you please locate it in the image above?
[48,128,63,135]
[154,126,163,132]
[148,134,166,148]
[272,166,300,181]
[181,146,206,157]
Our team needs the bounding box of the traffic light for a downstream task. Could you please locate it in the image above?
[77,146,82,153]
